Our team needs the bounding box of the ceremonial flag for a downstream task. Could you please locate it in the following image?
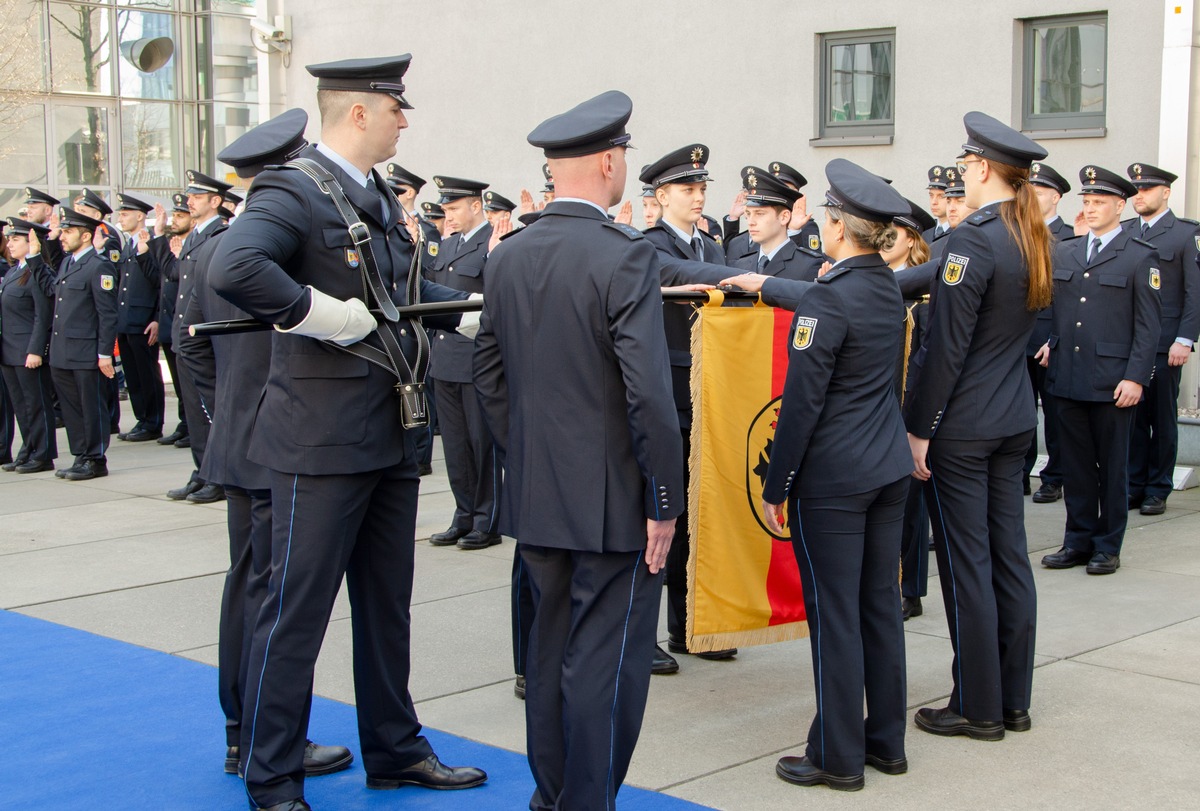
[685,300,808,651]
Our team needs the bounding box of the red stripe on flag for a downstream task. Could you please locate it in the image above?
[765,308,805,626]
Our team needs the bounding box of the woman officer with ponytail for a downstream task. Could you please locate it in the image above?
[904,112,1053,741]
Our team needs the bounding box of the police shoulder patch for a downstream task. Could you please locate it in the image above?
[601,221,644,240]
[792,316,817,350]
[109,249,121,263]
[808,234,821,251]
[1194,234,1200,253]
[1150,268,1161,290]
[344,248,360,269]
[428,242,439,257]
[100,275,114,291]
[943,253,969,285]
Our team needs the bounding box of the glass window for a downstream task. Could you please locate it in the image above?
[55,104,110,186]
[0,0,47,92]
[818,29,894,140]
[0,104,49,186]
[197,13,259,103]
[121,102,181,191]
[116,9,178,100]
[197,100,259,170]
[1023,14,1107,131]
[117,0,176,9]
[48,2,114,95]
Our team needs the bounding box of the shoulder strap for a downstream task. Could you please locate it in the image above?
[283,157,433,428]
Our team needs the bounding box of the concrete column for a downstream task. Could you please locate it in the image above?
[1159,0,1200,407]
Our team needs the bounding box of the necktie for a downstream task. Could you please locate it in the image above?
[757,255,769,273]
[691,236,703,261]
[1140,221,1149,238]
[1088,238,1100,265]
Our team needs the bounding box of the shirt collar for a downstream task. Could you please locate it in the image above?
[758,238,788,263]
[552,197,608,217]
[1089,225,1122,252]
[315,142,371,188]
[1044,214,1060,226]
[72,245,95,260]
[1141,208,1169,230]
[661,217,700,244]
[192,214,220,235]
[459,219,488,246]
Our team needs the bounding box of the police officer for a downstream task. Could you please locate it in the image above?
[1026,162,1075,501]
[209,54,486,811]
[730,167,825,281]
[1124,162,1199,515]
[426,175,500,550]
[152,193,192,447]
[483,190,517,225]
[722,158,913,791]
[0,218,56,473]
[166,169,231,504]
[1040,166,1161,575]
[22,188,65,272]
[923,166,951,244]
[906,112,1052,740]
[74,189,123,433]
[474,89,682,811]
[420,201,449,238]
[177,108,351,781]
[112,193,165,442]
[640,145,736,669]
[48,206,119,481]
[724,161,822,260]
[383,163,424,213]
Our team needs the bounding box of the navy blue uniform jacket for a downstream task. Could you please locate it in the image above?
[48,249,118,370]
[473,201,684,553]
[209,146,466,476]
[904,204,1039,440]
[1045,230,1161,401]
[427,223,491,383]
[1122,210,1200,352]
[0,258,53,365]
[758,255,911,501]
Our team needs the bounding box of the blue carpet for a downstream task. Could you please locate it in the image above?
[0,610,708,810]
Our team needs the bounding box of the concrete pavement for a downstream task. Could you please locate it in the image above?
[2,399,1198,808]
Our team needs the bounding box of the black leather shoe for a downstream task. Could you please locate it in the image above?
[1041,546,1091,569]
[55,462,82,479]
[652,644,679,675]
[1,461,18,472]
[429,527,470,546]
[187,483,226,504]
[64,459,107,480]
[157,429,186,445]
[1128,493,1144,510]
[418,463,433,476]
[256,801,310,811]
[902,597,922,621]
[1022,477,1031,496]
[126,428,163,442]
[865,752,908,775]
[667,636,737,660]
[174,435,191,448]
[304,740,353,776]
[1086,552,1120,575]
[914,707,1004,741]
[1003,709,1032,732]
[775,756,863,791]
[1139,496,1166,516]
[457,530,502,550]
[514,675,526,699]
[167,479,203,500]
[1032,483,1063,503]
[366,753,487,790]
[224,745,239,775]
[15,460,54,474]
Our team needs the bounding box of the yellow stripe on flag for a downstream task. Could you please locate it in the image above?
[686,304,809,651]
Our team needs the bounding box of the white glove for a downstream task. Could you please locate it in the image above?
[276,285,377,346]
[455,293,485,339]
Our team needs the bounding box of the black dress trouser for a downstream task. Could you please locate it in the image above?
[433,378,499,534]
[520,544,662,811]
[1058,399,1134,556]
[118,331,164,431]
[1128,356,1180,501]
[924,432,1037,723]
[218,486,272,747]
[51,366,107,461]
[241,461,431,808]
[1024,356,1062,485]
[1,365,56,464]
[789,477,909,776]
